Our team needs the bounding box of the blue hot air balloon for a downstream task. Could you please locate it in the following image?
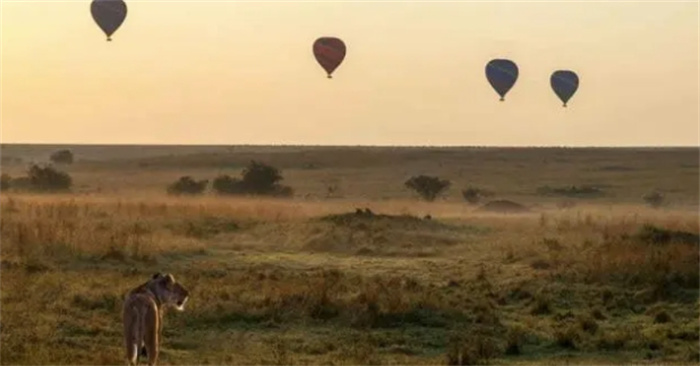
[550,70,579,107]
[485,59,519,101]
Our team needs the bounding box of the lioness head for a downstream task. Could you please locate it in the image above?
[149,273,189,311]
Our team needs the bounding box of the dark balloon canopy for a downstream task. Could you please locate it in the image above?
[485,59,519,101]
[313,37,346,79]
[550,70,579,107]
[91,0,127,42]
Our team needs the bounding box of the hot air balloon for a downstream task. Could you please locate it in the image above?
[485,59,519,101]
[550,70,579,107]
[313,37,346,79]
[91,0,127,42]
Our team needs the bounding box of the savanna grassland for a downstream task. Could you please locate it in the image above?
[1,144,698,365]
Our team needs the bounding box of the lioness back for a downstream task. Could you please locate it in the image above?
[123,293,159,365]
[122,273,189,366]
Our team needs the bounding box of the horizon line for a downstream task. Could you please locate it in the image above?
[1,142,698,149]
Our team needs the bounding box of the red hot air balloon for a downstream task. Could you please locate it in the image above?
[91,0,128,42]
[313,37,346,79]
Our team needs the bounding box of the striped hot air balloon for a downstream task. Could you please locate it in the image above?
[313,37,346,79]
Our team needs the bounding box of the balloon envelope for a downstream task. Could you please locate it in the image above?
[313,37,346,78]
[91,0,127,41]
[550,70,579,107]
[485,59,519,101]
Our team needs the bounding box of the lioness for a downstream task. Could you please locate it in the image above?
[123,273,189,366]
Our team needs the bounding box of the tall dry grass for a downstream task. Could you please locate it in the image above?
[1,192,698,365]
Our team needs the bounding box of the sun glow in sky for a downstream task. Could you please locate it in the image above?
[1,0,698,146]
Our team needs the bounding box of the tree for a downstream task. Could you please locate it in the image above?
[405,175,451,201]
[212,161,293,197]
[167,176,208,195]
[27,164,72,192]
[240,160,283,194]
[50,149,74,164]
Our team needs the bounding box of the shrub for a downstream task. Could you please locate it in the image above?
[26,164,72,192]
[212,161,294,197]
[212,161,293,197]
[1,173,11,191]
[461,187,491,204]
[241,160,283,194]
[49,149,74,164]
[212,175,245,195]
[166,176,208,195]
[405,175,450,201]
[643,191,665,208]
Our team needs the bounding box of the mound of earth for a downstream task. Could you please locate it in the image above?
[477,200,530,213]
[303,209,483,257]
[321,209,438,227]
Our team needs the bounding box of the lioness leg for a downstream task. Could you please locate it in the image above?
[144,305,160,366]
[144,329,159,366]
[124,308,140,365]
[125,342,138,366]
[140,310,163,361]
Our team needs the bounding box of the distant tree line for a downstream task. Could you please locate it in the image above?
[0,149,671,209]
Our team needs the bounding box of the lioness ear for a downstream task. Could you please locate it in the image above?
[163,274,175,285]
[152,273,163,280]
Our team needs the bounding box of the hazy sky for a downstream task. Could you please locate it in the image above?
[2,0,698,146]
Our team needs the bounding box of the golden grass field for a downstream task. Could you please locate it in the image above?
[0,144,698,365]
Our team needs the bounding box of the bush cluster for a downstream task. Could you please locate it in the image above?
[2,164,73,193]
[167,177,209,195]
[167,160,293,197]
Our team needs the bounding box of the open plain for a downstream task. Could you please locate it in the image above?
[1,144,698,365]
